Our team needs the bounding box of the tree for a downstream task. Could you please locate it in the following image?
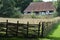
[18,0,32,12]
[0,0,21,18]
[0,0,15,17]
[0,0,3,17]
[52,0,58,17]
[0,0,32,18]
[56,0,60,16]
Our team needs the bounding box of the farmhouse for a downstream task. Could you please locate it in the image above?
[24,2,55,15]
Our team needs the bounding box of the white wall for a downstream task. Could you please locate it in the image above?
[24,11,53,15]
[39,11,53,15]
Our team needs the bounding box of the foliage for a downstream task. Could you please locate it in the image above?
[52,11,58,17]
[56,0,60,16]
[53,1,57,9]
[12,10,22,18]
[0,0,16,17]
[0,0,32,18]
[14,0,32,12]
[31,12,36,18]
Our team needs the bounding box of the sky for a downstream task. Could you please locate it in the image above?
[43,0,57,2]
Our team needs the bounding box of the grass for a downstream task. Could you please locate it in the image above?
[0,37,24,40]
[0,37,51,40]
[47,22,60,40]
[48,25,60,37]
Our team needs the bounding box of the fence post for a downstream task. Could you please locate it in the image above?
[16,21,19,36]
[41,22,44,38]
[38,22,40,37]
[6,20,8,37]
[27,22,29,37]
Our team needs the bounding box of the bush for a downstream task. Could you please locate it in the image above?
[52,11,58,17]
[31,15,36,18]
[31,12,36,18]
[12,11,22,18]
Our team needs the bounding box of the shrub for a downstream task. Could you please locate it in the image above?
[52,11,58,17]
[12,11,22,18]
[31,12,36,18]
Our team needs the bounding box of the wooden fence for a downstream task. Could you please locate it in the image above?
[0,20,54,38]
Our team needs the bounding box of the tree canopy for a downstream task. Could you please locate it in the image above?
[0,0,32,18]
[56,0,60,16]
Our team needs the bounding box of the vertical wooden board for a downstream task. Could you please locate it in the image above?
[6,20,8,37]
[38,22,40,37]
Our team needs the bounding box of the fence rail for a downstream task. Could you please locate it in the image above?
[0,20,54,38]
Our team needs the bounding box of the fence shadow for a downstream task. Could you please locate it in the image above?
[47,37,60,40]
[0,37,40,40]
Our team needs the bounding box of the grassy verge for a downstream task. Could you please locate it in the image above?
[46,22,60,40]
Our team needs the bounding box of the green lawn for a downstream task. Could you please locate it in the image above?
[47,22,60,40]
[0,22,60,40]
[48,25,60,37]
